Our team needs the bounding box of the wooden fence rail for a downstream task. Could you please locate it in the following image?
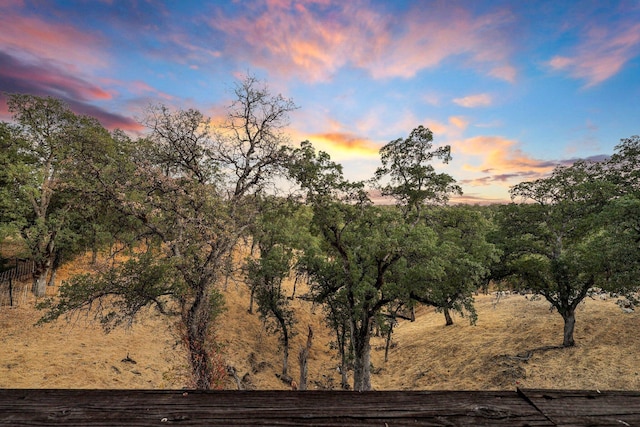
[0,388,639,426]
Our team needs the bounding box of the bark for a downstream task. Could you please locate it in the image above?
[298,326,313,391]
[336,327,349,390]
[276,310,290,377]
[384,322,394,363]
[47,268,57,287]
[562,309,576,347]
[248,287,254,314]
[444,307,454,326]
[351,321,372,391]
[282,333,289,377]
[183,283,215,390]
[32,265,51,297]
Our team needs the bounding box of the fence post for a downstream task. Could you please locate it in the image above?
[9,277,13,307]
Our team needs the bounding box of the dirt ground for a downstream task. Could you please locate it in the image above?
[1,253,639,390]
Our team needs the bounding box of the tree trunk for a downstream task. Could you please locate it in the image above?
[32,265,51,297]
[443,307,454,326]
[248,287,255,314]
[562,309,576,347]
[273,309,290,378]
[351,321,372,391]
[336,328,349,390]
[384,321,395,363]
[290,276,298,300]
[298,326,313,391]
[282,329,289,378]
[183,286,215,390]
[8,278,13,307]
[91,246,98,264]
[47,267,57,287]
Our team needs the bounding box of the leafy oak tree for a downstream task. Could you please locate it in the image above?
[40,76,297,389]
[410,205,498,325]
[289,126,459,391]
[1,95,116,296]
[597,136,640,293]
[503,160,615,346]
[375,125,461,221]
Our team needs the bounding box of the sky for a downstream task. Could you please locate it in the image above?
[1,0,639,204]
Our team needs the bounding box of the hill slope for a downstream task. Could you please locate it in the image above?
[1,255,639,390]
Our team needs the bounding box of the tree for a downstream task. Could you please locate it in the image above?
[503,160,614,346]
[606,135,640,197]
[0,122,21,240]
[289,133,446,391]
[39,76,297,389]
[410,205,498,325]
[300,200,422,391]
[244,197,310,380]
[597,136,640,293]
[2,95,115,296]
[375,125,461,221]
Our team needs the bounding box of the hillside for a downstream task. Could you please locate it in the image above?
[1,254,639,390]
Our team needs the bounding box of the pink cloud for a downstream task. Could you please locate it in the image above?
[457,135,556,186]
[128,80,175,101]
[0,10,108,70]
[547,21,640,87]
[0,53,140,132]
[210,1,517,83]
[453,93,493,108]
[0,52,113,101]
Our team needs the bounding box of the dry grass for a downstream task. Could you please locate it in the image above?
[1,254,639,390]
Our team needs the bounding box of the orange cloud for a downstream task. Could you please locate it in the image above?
[547,21,640,87]
[311,132,379,154]
[305,132,380,160]
[210,1,517,83]
[449,116,468,131]
[453,93,493,108]
[456,135,556,186]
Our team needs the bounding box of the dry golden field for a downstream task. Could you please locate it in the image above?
[1,251,639,391]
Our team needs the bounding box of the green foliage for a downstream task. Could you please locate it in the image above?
[375,125,462,219]
[497,156,637,346]
[607,135,640,197]
[1,94,124,295]
[288,130,460,390]
[38,252,182,330]
[244,197,311,369]
[409,205,499,325]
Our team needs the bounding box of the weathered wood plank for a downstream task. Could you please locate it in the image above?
[519,388,640,427]
[0,389,551,426]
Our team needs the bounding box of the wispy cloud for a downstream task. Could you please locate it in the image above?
[0,8,108,71]
[210,0,517,83]
[0,53,140,131]
[456,135,556,186]
[453,93,493,108]
[449,116,469,131]
[547,21,640,87]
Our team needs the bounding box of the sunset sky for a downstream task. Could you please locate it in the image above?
[1,0,639,203]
